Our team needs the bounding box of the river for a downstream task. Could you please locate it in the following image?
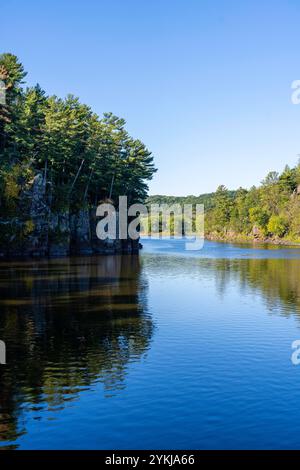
[1,238,300,449]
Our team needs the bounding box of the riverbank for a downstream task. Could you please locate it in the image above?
[140,232,300,247]
[205,232,300,246]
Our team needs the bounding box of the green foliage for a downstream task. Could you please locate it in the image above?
[279,165,298,193]
[0,54,157,221]
[267,215,288,237]
[249,206,269,229]
[1,53,300,245]
[211,185,233,231]
[147,163,300,241]
[0,53,26,91]
[146,191,236,210]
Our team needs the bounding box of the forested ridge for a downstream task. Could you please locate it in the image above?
[147,164,300,242]
[0,53,156,206]
[0,53,156,256]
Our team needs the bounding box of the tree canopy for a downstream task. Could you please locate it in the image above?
[0,53,157,215]
[148,163,300,241]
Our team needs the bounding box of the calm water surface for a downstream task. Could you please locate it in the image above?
[1,239,300,449]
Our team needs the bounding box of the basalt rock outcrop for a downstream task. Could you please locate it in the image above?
[0,173,140,258]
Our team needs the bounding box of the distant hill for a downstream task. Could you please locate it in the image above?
[146,191,236,210]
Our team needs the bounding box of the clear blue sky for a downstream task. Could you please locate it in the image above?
[2,0,300,195]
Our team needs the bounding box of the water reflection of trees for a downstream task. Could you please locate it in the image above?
[213,258,300,315]
[143,254,300,316]
[0,255,153,447]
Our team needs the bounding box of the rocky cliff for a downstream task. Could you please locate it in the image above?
[0,173,140,258]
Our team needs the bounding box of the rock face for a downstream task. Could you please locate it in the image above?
[48,210,70,257]
[0,173,140,258]
[70,208,92,255]
[23,173,49,257]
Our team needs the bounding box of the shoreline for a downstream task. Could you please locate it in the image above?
[140,233,300,247]
[2,234,300,261]
[204,233,300,247]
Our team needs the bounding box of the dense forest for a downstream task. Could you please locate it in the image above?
[147,164,300,242]
[147,191,236,212]
[0,53,156,256]
[1,52,300,253]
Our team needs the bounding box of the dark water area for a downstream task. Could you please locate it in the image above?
[1,239,300,449]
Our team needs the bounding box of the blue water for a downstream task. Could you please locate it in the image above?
[142,236,300,258]
[1,238,300,449]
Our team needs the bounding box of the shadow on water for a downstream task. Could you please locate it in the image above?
[0,255,153,448]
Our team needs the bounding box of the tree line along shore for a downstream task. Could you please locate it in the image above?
[147,164,300,245]
[1,53,300,255]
